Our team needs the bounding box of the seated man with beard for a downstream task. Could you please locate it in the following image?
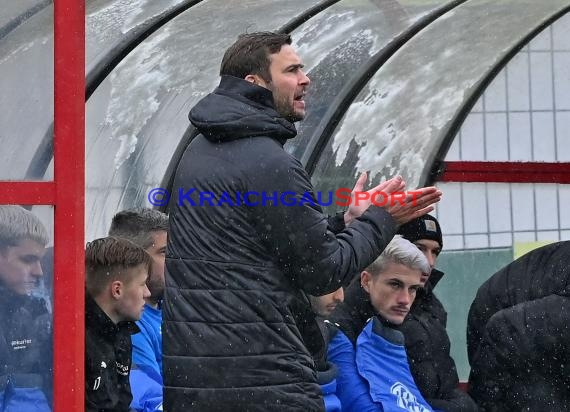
[309,287,345,412]
[108,208,168,412]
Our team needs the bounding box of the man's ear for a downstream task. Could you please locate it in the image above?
[110,280,123,300]
[244,74,267,88]
[361,271,371,293]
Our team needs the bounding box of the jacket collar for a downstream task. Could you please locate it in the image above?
[189,75,297,144]
[85,294,139,340]
[0,284,45,315]
[0,284,26,309]
[216,75,276,110]
[424,268,445,293]
[328,278,376,344]
[371,316,405,346]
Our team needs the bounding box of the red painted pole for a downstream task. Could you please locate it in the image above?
[53,0,85,411]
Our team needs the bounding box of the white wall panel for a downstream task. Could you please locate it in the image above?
[485,113,508,160]
[507,53,530,111]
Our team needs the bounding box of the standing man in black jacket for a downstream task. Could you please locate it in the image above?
[85,237,151,412]
[164,31,442,411]
[398,215,478,411]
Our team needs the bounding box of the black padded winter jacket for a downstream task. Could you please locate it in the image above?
[163,75,397,412]
[85,294,139,412]
[467,241,570,411]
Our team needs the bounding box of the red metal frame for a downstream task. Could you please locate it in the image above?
[53,0,85,410]
[0,1,85,411]
[0,182,55,204]
[440,161,570,183]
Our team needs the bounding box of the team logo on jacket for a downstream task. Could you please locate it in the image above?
[115,361,129,376]
[93,376,101,391]
[390,382,430,412]
[11,338,32,350]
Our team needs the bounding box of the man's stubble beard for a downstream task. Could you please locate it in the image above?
[267,82,304,123]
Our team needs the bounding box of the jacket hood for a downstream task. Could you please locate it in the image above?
[85,294,139,340]
[424,268,444,293]
[188,75,297,144]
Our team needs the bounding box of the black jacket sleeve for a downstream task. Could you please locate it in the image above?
[427,391,479,412]
[469,294,570,409]
[248,150,396,296]
[327,211,346,234]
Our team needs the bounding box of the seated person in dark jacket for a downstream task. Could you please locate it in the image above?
[309,287,345,412]
[398,215,478,411]
[467,241,570,412]
[327,235,438,412]
[0,206,52,412]
[85,237,152,412]
[108,208,168,412]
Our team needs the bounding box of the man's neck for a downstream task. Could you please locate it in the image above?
[145,298,159,310]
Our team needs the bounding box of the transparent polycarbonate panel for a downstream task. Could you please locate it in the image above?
[0,5,53,180]
[0,205,53,406]
[446,13,570,162]
[311,0,570,196]
[0,0,186,180]
[86,0,190,73]
[286,0,446,159]
[0,0,50,36]
[85,0,324,240]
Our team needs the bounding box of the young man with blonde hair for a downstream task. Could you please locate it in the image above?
[328,236,436,411]
[0,205,51,411]
[398,215,477,411]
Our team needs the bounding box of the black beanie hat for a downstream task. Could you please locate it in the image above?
[397,214,443,249]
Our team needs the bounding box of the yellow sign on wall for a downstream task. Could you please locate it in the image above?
[513,241,555,260]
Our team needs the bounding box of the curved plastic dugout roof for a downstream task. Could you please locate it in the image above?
[311,0,570,196]
[0,3,53,180]
[287,0,449,159]
[0,0,192,180]
[0,0,50,37]
[84,0,325,239]
[86,0,192,71]
[3,0,570,239]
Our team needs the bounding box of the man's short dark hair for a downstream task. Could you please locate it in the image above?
[220,31,292,82]
[85,237,152,297]
[0,205,49,250]
[108,208,168,250]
